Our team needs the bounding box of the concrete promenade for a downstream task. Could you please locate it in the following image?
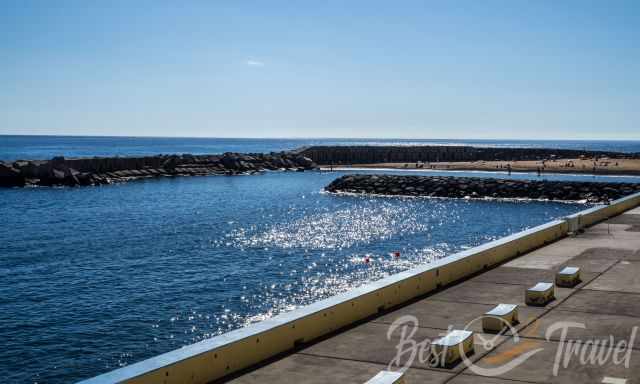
[228,207,640,384]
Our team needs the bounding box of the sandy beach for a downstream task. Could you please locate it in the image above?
[328,158,640,176]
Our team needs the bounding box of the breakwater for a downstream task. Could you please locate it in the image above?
[0,153,316,187]
[298,145,640,164]
[325,174,640,203]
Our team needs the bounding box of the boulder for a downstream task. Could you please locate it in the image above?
[294,155,316,169]
[221,154,241,169]
[0,162,25,187]
[162,156,179,170]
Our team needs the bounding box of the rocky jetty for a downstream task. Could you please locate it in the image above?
[0,152,317,188]
[324,174,640,203]
[298,145,640,164]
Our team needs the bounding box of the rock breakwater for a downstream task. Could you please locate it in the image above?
[298,145,640,164]
[0,152,316,187]
[324,174,640,203]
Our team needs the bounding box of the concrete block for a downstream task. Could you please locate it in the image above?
[482,304,519,333]
[556,267,581,288]
[365,370,405,384]
[430,330,474,368]
[525,283,555,306]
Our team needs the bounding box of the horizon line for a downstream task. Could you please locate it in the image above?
[1,133,640,142]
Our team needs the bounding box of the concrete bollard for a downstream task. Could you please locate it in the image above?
[482,304,519,333]
[429,330,474,367]
[525,282,555,306]
[364,371,406,384]
[556,266,581,288]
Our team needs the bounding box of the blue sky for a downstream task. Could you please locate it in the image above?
[1,1,638,139]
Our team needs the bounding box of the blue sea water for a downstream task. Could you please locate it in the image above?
[1,135,640,161]
[0,137,638,383]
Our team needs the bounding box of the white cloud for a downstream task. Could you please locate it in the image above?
[245,59,264,67]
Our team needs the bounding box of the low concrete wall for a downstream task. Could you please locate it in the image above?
[78,192,640,384]
[567,191,640,228]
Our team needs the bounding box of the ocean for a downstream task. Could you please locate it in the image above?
[2,136,640,162]
[1,136,639,383]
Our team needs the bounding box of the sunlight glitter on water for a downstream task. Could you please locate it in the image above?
[228,198,447,250]
[194,198,506,345]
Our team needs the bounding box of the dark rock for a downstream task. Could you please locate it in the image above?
[0,162,25,187]
[162,156,179,170]
[52,168,65,180]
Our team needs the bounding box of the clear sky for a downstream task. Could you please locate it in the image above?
[1,0,638,139]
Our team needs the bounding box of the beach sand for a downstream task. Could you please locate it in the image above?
[328,158,640,176]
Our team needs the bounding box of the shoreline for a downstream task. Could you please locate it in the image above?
[322,158,640,177]
[321,166,640,179]
[321,189,598,205]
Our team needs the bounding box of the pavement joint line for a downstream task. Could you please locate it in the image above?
[464,280,585,288]
[469,281,534,287]
[542,307,640,320]
[579,287,640,296]
[294,351,459,376]
[369,319,450,328]
[369,319,487,330]
[426,298,522,306]
[458,275,600,288]
[425,295,575,307]
[501,334,640,352]
[284,355,400,373]
[366,320,526,340]
[457,371,542,384]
